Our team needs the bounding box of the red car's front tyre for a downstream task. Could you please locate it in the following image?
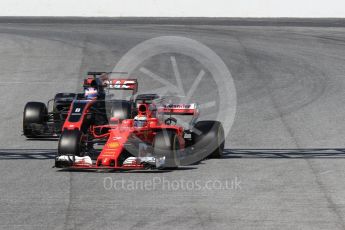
[153,130,181,169]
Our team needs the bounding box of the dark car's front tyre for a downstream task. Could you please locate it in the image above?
[58,129,84,157]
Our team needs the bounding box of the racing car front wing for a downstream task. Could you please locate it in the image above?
[55,155,166,170]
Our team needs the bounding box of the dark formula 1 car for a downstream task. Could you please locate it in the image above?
[55,83,225,170]
[22,72,135,138]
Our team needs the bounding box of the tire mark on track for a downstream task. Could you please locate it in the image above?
[63,172,75,230]
[192,207,207,230]
[305,160,345,230]
[236,34,345,229]
[235,35,299,147]
[63,36,91,230]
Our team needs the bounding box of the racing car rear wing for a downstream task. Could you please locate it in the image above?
[86,72,138,94]
[158,103,199,116]
[104,79,138,94]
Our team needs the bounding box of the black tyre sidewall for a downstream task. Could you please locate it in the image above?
[154,130,180,168]
[23,102,47,137]
[58,130,83,157]
[108,100,133,120]
[192,121,225,158]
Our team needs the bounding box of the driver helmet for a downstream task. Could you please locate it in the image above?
[84,87,98,99]
[134,104,148,127]
[134,115,147,127]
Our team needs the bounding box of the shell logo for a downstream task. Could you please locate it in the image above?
[107,142,120,149]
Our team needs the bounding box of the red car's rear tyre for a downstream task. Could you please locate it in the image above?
[192,121,225,158]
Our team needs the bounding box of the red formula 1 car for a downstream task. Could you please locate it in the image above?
[55,77,225,170]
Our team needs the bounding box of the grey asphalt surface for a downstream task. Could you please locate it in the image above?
[1,19,345,229]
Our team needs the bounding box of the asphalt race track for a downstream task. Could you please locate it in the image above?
[1,18,345,230]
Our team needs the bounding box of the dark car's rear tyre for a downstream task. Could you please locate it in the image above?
[192,121,225,158]
[109,100,133,120]
[58,130,84,157]
[154,130,180,168]
[23,102,48,137]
